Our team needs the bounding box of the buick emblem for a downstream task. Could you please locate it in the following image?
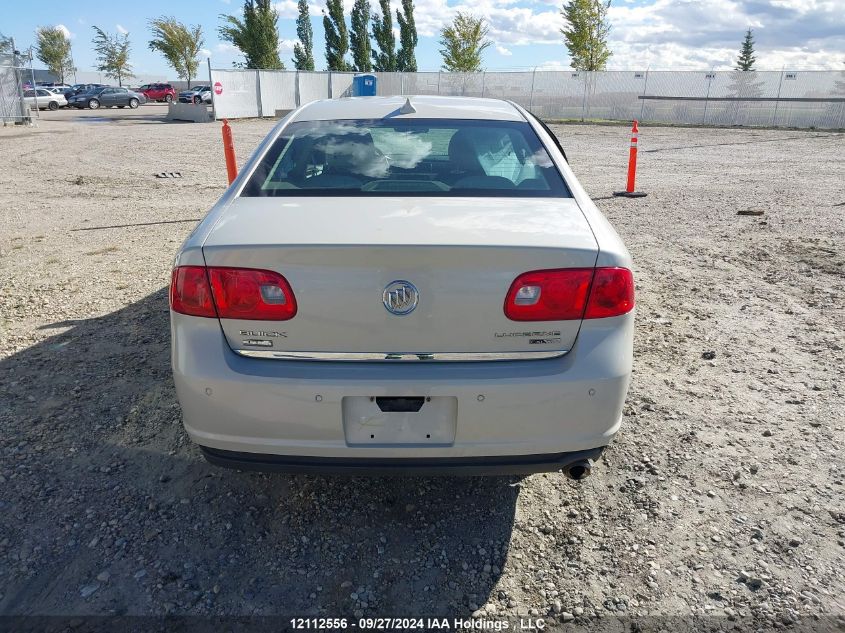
[383,280,419,315]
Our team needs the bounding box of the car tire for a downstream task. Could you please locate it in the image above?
[48,101,59,111]
[88,99,100,109]
[193,96,200,105]
[129,98,139,109]
[164,94,173,103]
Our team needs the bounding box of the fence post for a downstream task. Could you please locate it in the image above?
[328,72,333,99]
[295,71,301,107]
[10,39,28,123]
[771,67,785,127]
[639,68,649,121]
[400,72,405,95]
[255,70,263,117]
[702,69,714,125]
[437,71,441,95]
[480,71,486,98]
[580,72,589,122]
[529,67,537,111]
[207,58,216,120]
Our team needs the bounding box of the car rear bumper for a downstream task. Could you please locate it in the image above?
[200,445,605,475]
[171,311,633,465]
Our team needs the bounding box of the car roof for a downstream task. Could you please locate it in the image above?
[291,95,525,122]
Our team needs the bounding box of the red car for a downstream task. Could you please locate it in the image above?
[138,83,176,103]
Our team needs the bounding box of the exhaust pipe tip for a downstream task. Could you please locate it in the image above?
[565,459,593,481]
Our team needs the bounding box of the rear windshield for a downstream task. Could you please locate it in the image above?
[241,118,570,197]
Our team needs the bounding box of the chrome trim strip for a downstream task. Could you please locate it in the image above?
[233,349,568,362]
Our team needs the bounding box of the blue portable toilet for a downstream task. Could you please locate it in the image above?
[352,73,377,97]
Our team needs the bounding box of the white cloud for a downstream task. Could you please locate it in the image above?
[54,24,74,39]
[116,24,128,35]
[605,0,845,70]
[278,39,298,53]
[274,0,324,18]
[216,43,240,54]
[495,44,512,56]
[200,48,212,57]
[411,0,563,44]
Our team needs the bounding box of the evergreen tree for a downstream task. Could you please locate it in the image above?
[560,0,612,71]
[439,13,491,72]
[736,28,756,71]
[219,0,284,69]
[396,0,417,71]
[371,0,397,71]
[293,0,315,70]
[323,0,351,71]
[350,0,372,71]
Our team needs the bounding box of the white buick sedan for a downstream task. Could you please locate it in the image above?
[170,96,634,477]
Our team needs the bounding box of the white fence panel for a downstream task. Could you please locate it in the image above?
[298,72,330,105]
[208,68,845,129]
[258,70,297,115]
[210,69,259,119]
[330,72,355,98]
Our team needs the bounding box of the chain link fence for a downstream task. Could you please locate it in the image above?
[1,53,30,125]
[209,68,845,129]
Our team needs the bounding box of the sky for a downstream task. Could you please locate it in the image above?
[2,0,844,78]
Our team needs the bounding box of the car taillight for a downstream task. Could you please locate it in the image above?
[504,269,593,321]
[170,266,216,318]
[504,267,634,321]
[583,267,635,319]
[207,267,297,320]
[170,266,297,320]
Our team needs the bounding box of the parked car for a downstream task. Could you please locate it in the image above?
[169,95,635,476]
[178,85,212,104]
[63,84,106,100]
[39,83,72,92]
[139,83,176,103]
[23,88,67,111]
[68,86,147,109]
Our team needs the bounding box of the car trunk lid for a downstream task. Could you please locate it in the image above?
[201,196,598,359]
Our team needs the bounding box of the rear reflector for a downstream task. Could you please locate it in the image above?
[504,267,634,321]
[170,266,297,321]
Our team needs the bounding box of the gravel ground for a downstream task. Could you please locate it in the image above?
[1,115,843,629]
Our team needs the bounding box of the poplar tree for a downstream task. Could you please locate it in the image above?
[323,0,351,71]
[371,0,397,71]
[396,0,417,72]
[219,0,284,69]
[293,0,315,70]
[350,0,372,72]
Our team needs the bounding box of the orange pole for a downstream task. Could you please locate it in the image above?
[222,119,237,185]
[625,120,639,193]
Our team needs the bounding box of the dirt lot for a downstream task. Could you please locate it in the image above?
[1,114,843,630]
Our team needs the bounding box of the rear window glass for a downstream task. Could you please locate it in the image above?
[241,118,570,197]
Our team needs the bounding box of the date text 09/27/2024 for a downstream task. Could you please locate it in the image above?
[289,617,551,630]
